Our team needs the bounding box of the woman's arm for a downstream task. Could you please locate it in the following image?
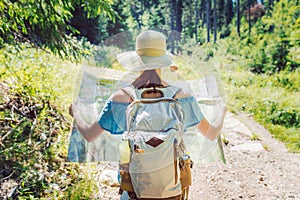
[197,102,226,140]
[69,90,132,142]
[70,103,104,142]
[175,90,226,140]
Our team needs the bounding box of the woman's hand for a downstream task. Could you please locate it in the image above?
[69,102,79,118]
[69,104,74,117]
[69,102,104,142]
[197,99,227,140]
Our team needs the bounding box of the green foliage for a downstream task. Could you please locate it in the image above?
[251,99,300,128]
[270,108,299,128]
[238,0,300,74]
[249,41,270,73]
[177,1,300,152]
[0,0,115,61]
[93,45,122,67]
[64,168,99,200]
[223,68,300,152]
[0,45,81,198]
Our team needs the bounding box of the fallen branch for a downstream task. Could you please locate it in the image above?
[28,117,37,145]
[1,118,27,144]
[0,171,15,182]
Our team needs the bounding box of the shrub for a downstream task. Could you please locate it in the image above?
[0,45,80,198]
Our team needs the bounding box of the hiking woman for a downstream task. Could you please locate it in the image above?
[69,30,226,199]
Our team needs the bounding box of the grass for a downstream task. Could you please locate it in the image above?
[0,45,84,199]
[220,56,300,153]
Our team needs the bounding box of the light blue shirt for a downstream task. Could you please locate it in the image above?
[98,96,204,134]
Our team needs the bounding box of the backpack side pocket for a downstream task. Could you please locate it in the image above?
[179,156,193,189]
[119,162,134,192]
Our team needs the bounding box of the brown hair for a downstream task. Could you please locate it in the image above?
[131,70,163,89]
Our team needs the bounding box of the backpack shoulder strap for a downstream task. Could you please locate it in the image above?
[121,86,138,100]
[162,85,182,99]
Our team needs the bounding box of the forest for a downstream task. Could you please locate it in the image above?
[0,0,299,199]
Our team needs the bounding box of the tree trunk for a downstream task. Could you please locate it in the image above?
[170,0,175,31]
[248,0,251,35]
[176,0,183,32]
[226,0,234,25]
[169,0,175,53]
[206,0,211,42]
[195,0,199,42]
[175,0,183,40]
[213,0,217,43]
[201,0,205,28]
[237,0,240,37]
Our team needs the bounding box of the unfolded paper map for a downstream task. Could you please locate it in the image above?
[67,65,226,164]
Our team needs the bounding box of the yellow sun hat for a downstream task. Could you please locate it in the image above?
[117,30,178,71]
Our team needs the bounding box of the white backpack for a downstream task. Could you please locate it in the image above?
[120,85,185,199]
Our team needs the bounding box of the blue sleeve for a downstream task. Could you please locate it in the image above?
[97,100,129,134]
[177,96,204,129]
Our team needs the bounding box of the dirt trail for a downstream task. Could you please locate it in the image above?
[99,112,300,200]
[189,112,300,200]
